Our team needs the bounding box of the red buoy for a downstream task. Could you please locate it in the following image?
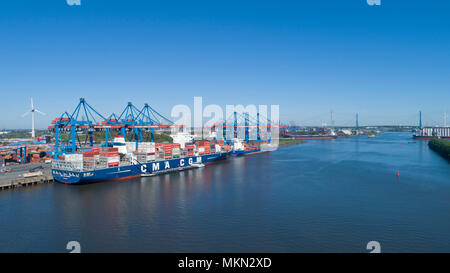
[396,171,400,177]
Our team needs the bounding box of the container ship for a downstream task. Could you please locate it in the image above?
[281,127,337,140]
[51,135,269,185]
[49,98,280,185]
[413,127,450,140]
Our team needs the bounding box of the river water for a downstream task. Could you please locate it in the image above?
[0,132,449,252]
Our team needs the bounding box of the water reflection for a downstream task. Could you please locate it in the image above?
[1,132,450,252]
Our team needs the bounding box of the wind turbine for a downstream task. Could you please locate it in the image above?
[21,97,46,138]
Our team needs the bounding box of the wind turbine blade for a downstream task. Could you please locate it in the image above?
[31,97,34,109]
[35,109,46,115]
[21,111,31,117]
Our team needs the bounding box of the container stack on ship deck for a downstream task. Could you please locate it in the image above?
[51,138,232,184]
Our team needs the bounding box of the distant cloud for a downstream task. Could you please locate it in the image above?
[66,0,81,6]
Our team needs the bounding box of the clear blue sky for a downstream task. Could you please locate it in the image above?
[1,0,449,129]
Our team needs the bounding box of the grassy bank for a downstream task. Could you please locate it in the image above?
[428,138,450,160]
[278,137,306,146]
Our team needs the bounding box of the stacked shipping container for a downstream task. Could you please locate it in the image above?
[156,143,181,160]
[136,142,155,162]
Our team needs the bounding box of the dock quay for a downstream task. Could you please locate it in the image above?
[0,174,54,190]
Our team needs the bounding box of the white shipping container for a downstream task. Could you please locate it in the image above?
[126,142,137,153]
[57,161,83,171]
[99,156,120,164]
[134,152,148,163]
[138,142,155,149]
[215,144,221,152]
[65,154,83,162]
[142,148,156,153]
[137,143,156,153]
[114,144,128,155]
[107,156,120,163]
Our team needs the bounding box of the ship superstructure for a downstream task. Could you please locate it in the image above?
[413,127,450,140]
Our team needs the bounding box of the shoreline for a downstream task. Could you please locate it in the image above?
[278,138,307,147]
[428,138,450,161]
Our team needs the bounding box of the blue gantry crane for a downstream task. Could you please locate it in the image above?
[50,98,107,155]
[212,111,278,144]
[49,98,176,156]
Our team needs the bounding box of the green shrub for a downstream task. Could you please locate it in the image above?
[429,138,450,160]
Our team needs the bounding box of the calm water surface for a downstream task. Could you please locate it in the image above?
[1,132,449,252]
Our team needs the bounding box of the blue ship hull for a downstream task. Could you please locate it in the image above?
[52,153,227,185]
